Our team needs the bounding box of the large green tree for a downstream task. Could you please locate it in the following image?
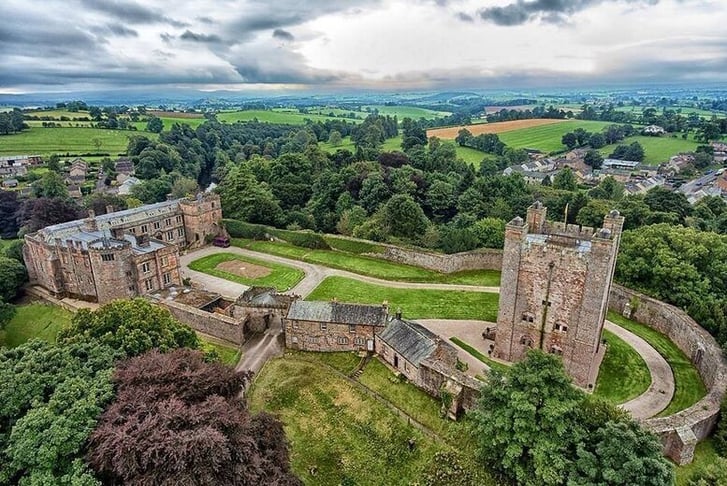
[0,256,27,302]
[217,166,284,226]
[381,194,429,240]
[58,298,199,358]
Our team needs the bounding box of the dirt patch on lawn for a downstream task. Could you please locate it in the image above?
[426,118,567,139]
[217,260,272,279]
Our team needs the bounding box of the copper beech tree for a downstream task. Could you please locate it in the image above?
[87,348,301,486]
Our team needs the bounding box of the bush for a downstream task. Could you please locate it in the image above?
[223,219,269,240]
[271,229,331,250]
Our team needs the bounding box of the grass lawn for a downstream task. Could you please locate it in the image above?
[599,135,700,166]
[607,311,706,416]
[0,126,147,156]
[188,252,304,291]
[450,337,510,374]
[306,276,499,320]
[498,120,617,153]
[0,303,73,347]
[594,329,651,404]
[248,356,492,485]
[674,439,719,486]
[234,239,501,286]
[199,335,241,366]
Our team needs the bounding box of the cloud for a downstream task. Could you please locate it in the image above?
[78,0,187,27]
[106,23,139,37]
[456,12,474,22]
[179,30,223,43]
[272,29,295,41]
[478,0,660,26]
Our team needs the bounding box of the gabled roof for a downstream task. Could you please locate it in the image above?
[287,300,388,327]
[377,318,443,367]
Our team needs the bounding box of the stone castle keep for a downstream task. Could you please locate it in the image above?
[23,194,223,304]
[494,202,624,387]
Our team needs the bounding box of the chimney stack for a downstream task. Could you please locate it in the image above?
[105,205,114,214]
[85,210,97,231]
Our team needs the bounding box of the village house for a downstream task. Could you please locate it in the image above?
[114,158,135,182]
[643,125,666,136]
[625,175,667,195]
[23,194,223,304]
[712,142,727,163]
[284,300,388,352]
[117,176,140,196]
[2,179,19,188]
[66,158,88,185]
[602,159,640,171]
[0,155,36,178]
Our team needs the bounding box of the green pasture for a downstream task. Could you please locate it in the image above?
[188,252,304,291]
[498,120,617,153]
[599,135,700,165]
[248,356,490,485]
[306,276,499,320]
[217,109,350,125]
[234,239,501,286]
[594,329,651,404]
[0,303,73,347]
[24,109,93,119]
[362,105,452,119]
[0,126,145,156]
[607,311,706,416]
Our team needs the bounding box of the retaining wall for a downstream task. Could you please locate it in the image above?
[609,284,727,465]
[156,299,244,345]
[368,246,503,273]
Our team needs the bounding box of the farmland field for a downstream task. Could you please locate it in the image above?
[0,126,144,156]
[426,118,568,139]
[217,109,357,125]
[599,135,700,165]
[497,120,619,153]
[363,105,451,119]
[131,116,207,131]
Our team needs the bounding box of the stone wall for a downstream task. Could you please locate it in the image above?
[285,320,377,352]
[608,284,727,465]
[419,359,482,416]
[367,247,503,273]
[157,299,244,345]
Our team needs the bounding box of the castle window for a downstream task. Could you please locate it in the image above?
[101,253,115,262]
[554,322,569,333]
[154,222,160,230]
[177,228,184,237]
[550,345,563,356]
[520,336,533,347]
[165,218,171,227]
[144,279,154,291]
[176,215,182,224]
[521,312,535,323]
[349,324,356,333]
[354,337,365,346]
[160,256,168,266]
[166,231,174,241]
[162,272,171,285]
[129,227,136,234]
[320,322,328,331]
[141,224,148,233]
[337,336,349,345]
[141,262,150,273]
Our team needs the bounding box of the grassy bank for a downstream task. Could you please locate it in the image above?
[306,276,499,320]
[0,303,73,347]
[594,328,651,404]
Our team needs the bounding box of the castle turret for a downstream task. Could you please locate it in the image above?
[178,193,223,248]
[88,237,136,304]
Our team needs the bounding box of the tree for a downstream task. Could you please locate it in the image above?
[584,149,604,169]
[687,457,727,485]
[381,194,429,240]
[146,115,164,133]
[217,166,284,226]
[569,421,673,486]
[87,349,301,486]
[475,350,585,485]
[588,132,606,149]
[170,175,199,199]
[713,396,727,456]
[0,191,20,239]
[0,256,27,301]
[17,197,83,234]
[58,298,200,359]
[455,128,472,147]
[562,132,578,149]
[32,171,68,199]
[471,217,506,248]
[328,129,342,147]
[553,167,578,191]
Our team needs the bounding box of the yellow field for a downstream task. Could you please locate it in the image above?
[426,118,568,139]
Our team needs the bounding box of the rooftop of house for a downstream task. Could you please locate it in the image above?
[287,300,388,327]
[603,159,640,169]
[33,198,183,244]
[377,317,447,367]
[238,286,292,307]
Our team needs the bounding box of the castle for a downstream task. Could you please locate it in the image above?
[494,202,624,387]
[23,194,223,304]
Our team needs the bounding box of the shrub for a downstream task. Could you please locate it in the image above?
[271,229,331,250]
[223,218,269,240]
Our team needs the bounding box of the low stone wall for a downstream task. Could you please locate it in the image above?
[368,247,503,273]
[419,358,482,416]
[608,284,727,465]
[157,299,244,345]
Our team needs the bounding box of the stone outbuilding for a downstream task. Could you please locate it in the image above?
[235,287,298,334]
[285,300,387,352]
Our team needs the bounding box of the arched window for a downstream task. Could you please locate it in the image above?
[520,336,533,347]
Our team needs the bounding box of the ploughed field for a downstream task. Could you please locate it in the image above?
[426,118,568,139]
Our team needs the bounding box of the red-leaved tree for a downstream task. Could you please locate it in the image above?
[87,349,301,486]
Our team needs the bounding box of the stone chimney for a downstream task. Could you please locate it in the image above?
[105,204,114,214]
[135,234,150,248]
[395,307,402,320]
[84,210,97,231]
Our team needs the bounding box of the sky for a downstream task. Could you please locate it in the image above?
[1,0,726,94]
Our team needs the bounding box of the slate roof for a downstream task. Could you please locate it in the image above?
[377,318,441,367]
[287,301,388,327]
[238,286,288,307]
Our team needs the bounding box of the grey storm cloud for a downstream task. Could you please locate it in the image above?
[272,29,295,41]
[478,0,660,26]
[179,30,223,43]
[456,12,474,22]
[79,0,188,27]
[106,23,139,37]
